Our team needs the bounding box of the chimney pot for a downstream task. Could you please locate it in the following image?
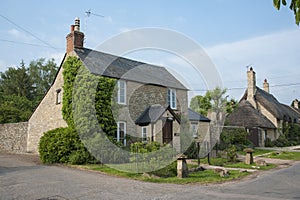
[74,17,80,31]
[66,18,84,54]
[263,78,269,93]
[293,99,299,109]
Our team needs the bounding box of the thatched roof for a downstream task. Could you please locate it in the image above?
[241,87,300,122]
[226,100,276,129]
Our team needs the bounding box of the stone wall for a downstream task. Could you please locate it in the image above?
[27,66,67,153]
[0,122,28,153]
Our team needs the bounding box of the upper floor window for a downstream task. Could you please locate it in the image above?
[167,88,176,109]
[56,89,62,105]
[118,80,126,105]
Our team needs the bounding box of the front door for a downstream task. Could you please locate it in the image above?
[163,119,173,145]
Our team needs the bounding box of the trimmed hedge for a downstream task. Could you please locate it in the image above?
[39,127,94,164]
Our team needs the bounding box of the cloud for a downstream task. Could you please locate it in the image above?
[8,28,34,42]
[205,29,300,104]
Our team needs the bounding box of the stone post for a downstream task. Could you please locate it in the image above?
[244,148,254,165]
[177,154,188,178]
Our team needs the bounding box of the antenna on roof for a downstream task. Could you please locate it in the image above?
[84,9,105,44]
[85,9,105,18]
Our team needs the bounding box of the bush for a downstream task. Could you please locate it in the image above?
[150,161,177,177]
[39,127,94,164]
[227,145,237,162]
[184,141,198,159]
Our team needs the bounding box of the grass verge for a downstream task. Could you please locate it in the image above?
[73,163,250,184]
[264,151,300,161]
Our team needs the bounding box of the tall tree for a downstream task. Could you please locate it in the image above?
[190,93,212,116]
[29,58,58,106]
[207,87,228,122]
[0,61,33,99]
[273,0,300,25]
[0,58,58,123]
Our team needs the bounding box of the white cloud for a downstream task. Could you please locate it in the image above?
[41,51,65,65]
[205,29,300,104]
[8,28,34,42]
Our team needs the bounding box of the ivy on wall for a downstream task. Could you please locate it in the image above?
[39,56,120,164]
[62,56,117,138]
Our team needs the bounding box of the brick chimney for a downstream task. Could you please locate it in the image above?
[263,79,269,93]
[66,18,84,54]
[293,99,299,109]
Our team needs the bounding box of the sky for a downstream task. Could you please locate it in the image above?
[1,0,300,105]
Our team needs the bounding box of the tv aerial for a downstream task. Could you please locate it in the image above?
[85,9,105,18]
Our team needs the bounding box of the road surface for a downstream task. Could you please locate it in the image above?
[0,153,299,200]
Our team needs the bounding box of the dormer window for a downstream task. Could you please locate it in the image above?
[56,89,62,105]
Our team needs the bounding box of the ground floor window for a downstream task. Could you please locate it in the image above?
[142,126,147,142]
[117,121,126,146]
[191,123,198,138]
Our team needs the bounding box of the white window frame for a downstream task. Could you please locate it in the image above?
[117,80,126,105]
[142,127,147,142]
[117,121,126,146]
[167,88,177,109]
[191,123,198,138]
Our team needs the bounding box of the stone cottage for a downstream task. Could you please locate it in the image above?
[226,67,300,146]
[26,18,191,153]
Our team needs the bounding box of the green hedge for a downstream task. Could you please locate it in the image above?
[39,127,95,164]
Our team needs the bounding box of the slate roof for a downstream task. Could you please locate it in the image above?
[241,87,300,121]
[135,105,180,126]
[188,108,211,122]
[226,100,276,129]
[74,48,187,90]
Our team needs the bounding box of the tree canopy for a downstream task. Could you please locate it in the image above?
[189,87,237,117]
[0,58,58,123]
[273,0,300,25]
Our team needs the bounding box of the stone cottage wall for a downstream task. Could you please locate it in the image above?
[27,67,67,153]
[0,122,28,153]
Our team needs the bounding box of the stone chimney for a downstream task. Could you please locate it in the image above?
[263,79,269,93]
[293,99,299,109]
[247,67,256,98]
[66,18,84,54]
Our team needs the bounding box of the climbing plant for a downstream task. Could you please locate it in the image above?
[39,56,120,164]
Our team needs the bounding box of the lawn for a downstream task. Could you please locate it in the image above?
[265,151,300,161]
[74,163,250,184]
[224,162,276,170]
[237,148,274,156]
[141,169,250,184]
[193,157,276,170]
[70,149,299,184]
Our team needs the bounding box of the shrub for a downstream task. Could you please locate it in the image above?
[227,145,237,162]
[150,161,177,177]
[39,127,94,164]
[184,141,198,159]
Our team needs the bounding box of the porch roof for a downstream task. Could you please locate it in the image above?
[135,105,180,126]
